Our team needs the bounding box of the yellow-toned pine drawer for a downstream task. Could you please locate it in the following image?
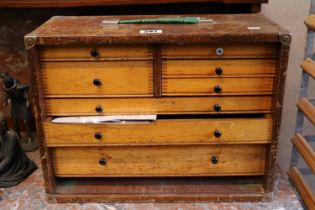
[163,59,276,77]
[52,145,267,177]
[45,96,272,116]
[44,117,272,146]
[40,45,152,60]
[41,61,153,96]
[162,43,277,59]
[162,77,274,96]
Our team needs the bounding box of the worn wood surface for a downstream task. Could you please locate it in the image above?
[163,59,276,77]
[25,14,288,46]
[288,167,315,210]
[44,117,272,146]
[301,58,315,79]
[305,15,315,32]
[41,61,153,96]
[0,0,268,8]
[52,145,267,177]
[297,97,315,126]
[162,77,274,95]
[45,96,272,116]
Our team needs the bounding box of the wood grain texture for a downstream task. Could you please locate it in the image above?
[162,43,277,59]
[40,45,152,60]
[163,59,276,77]
[44,117,272,146]
[52,145,267,177]
[301,58,315,79]
[305,15,315,32]
[45,96,273,116]
[153,45,162,97]
[288,167,315,210]
[162,77,274,95]
[292,133,315,174]
[0,0,268,8]
[297,98,315,126]
[41,61,153,96]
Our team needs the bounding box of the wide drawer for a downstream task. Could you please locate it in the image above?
[41,61,153,96]
[45,96,272,116]
[44,117,272,146]
[52,145,267,177]
[162,43,277,59]
[40,45,152,60]
[162,77,274,96]
[163,59,276,77]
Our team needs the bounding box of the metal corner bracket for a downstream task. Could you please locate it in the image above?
[24,34,37,50]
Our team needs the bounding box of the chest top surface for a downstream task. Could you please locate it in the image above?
[25,14,289,48]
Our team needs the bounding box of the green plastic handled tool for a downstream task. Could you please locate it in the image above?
[102,17,213,24]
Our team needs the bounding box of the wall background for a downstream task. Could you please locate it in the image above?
[262,0,310,175]
[0,1,312,176]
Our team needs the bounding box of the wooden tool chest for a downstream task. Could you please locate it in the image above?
[25,14,290,202]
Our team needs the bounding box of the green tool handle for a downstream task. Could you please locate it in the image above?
[118,17,199,24]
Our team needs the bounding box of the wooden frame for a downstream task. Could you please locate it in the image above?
[26,14,290,203]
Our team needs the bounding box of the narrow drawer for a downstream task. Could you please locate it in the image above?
[162,77,274,96]
[45,96,272,116]
[163,59,276,77]
[44,117,272,146]
[41,61,153,96]
[40,45,152,60]
[52,145,267,177]
[162,43,277,59]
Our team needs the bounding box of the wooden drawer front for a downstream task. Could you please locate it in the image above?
[52,145,267,177]
[162,77,274,96]
[163,59,276,77]
[44,117,272,146]
[45,96,272,116]
[162,43,277,59]
[41,61,153,96]
[40,45,152,60]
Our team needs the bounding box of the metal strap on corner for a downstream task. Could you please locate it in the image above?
[24,34,37,50]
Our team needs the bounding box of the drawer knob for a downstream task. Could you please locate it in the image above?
[214,85,222,93]
[99,158,107,166]
[216,48,224,56]
[213,104,221,112]
[95,105,103,113]
[91,48,99,58]
[214,130,222,138]
[211,156,219,164]
[215,67,223,75]
[95,132,103,140]
[93,79,102,86]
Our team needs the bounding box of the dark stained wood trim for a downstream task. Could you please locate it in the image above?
[153,45,162,97]
[251,3,261,12]
[28,47,57,194]
[263,34,291,194]
[0,0,268,8]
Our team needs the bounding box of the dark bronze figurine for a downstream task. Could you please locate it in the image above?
[0,112,37,187]
[0,72,37,151]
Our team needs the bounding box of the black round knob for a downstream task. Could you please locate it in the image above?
[95,132,102,140]
[95,105,103,113]
[91,48,99,58]
[93,79,102,86]
[211,156,219,164]
[215,67,223,75]
[214,85,222,93]
[214,130,222,138]
[99,158,106,166]
[213,104,221,112]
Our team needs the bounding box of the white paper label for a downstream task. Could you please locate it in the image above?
[140,29,162,34]
[248,26,261,30]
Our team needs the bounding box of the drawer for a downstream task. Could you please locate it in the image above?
[162,43,277,59]
[162,77,274,96]
[44,117,272,146]
[45,96,272,116]
[41,61,153,96]
[40,45,152,60]
[52,145,267,177]
[163,59,276,77]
